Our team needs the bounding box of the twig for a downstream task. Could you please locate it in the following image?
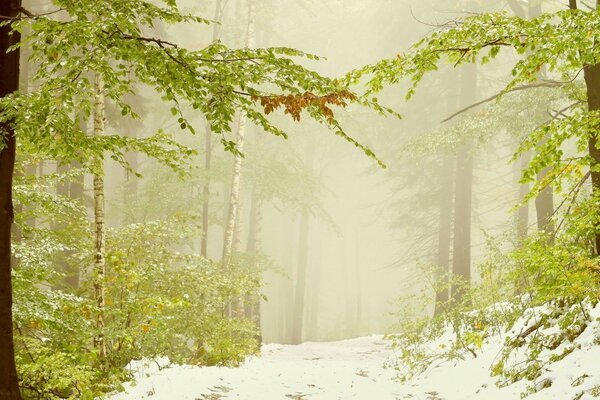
[442,82,564,123]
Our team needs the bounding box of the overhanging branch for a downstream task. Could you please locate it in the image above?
[441,82,564,123]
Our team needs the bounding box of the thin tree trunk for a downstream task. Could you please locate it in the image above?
[200,0,226,258]
[516,152,531,243]
[582,0,600,254]
[291,209,310,344]
[524,1,555,240]
[245,183,263,341]
[434,156,454,316]
[585,62,600,254]
[201,120,212,258]
[92,74,107,361]
[535,166,554,235]
[307,237,322,340]
[0,1,23,397]
[451,63,476,303]
[222,0,256,266]
[353,230,362,336]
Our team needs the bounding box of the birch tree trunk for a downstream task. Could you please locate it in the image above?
[93,74,107,361]
[222,0,256,267]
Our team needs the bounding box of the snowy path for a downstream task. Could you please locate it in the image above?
[108,336,408,399]
[107,329,600,399]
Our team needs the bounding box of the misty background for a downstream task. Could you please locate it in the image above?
[33,0,544,344]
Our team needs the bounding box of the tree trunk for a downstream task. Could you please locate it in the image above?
[201,120,212,258]
[353,230,362,336]
[222,0,256,267]
[200,0,226,258]
[451,63,476,303]
[516,152,531,243]
[535,166,554,235]
[307,238,322,340]
[291,209,310,344]
[92,74,107,361]
[245,183,263,341]
[0,1,23,397]
[525,1,556,240]
[434,156,454,316]
[585,62,600,254]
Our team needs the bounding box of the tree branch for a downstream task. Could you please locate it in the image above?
[441,82,563,123]
[0,7,64,20]
[108,29,264,64]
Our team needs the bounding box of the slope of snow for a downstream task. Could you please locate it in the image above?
[106,303,600,399]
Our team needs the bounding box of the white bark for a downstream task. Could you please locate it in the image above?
[222,0,256,267]
[93,73,107,360]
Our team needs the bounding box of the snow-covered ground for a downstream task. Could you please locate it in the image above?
[107,305,600,400]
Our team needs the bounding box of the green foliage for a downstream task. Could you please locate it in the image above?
[348,9,600,96]
[389,224,600,395]
[101,217,263,368]
[12,167,99,398]
[10,162,268,397]
[387,254,519,382]
[1,0,388,172]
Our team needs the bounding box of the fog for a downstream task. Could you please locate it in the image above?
[19,0,555,343]
[10,0,600,398]
[80,0,541,345]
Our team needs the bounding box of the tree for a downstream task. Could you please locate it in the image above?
[507,0,555,239]
[92,74,107,361]
[451,63,476,303]
[201,0,227,258]
[222,0,256,267]
[0,0,23,397]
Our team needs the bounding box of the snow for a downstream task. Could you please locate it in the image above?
[106,303,600,400]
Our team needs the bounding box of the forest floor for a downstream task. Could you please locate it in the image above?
[107,318,600,400]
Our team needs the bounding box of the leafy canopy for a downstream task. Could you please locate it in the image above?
[2,0,388,170]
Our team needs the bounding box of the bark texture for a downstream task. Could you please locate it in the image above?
[92,74,107,360]
[585,62,600,254]
[222,0,255,266]
[0,0,23,397]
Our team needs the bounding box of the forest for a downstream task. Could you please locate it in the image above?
[1,0,600,399]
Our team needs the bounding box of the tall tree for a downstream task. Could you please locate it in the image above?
[291,207,310,344]
[434,156,454,315]
[222,0,256,266]
[0,0,23,398]
[201,0,227,258]
[451,63,476,302]
[529,1,555,238]
[581,0,600,254]
[291,145,314,344]
[92,74,107,361]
